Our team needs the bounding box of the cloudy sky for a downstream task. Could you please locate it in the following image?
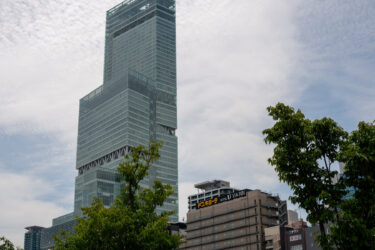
[1,0,374,246]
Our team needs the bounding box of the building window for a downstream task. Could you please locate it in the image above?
[291,245,303,250]
[290,234,302,242]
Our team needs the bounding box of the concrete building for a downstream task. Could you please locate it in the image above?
[34,0,178,248]
[180,185,288,250]
[287,210,298,225]
[265,220,308,250]
[265,225,288,250]
[24,226,44,250]
[285,222,307,250]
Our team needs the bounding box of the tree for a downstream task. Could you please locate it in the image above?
[263,103,347,249]
[54,142,182,250]
[0,237,22,250]
[328,121,375,249]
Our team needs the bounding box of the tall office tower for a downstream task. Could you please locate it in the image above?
[38,0,178,248]
[74,0,178,221]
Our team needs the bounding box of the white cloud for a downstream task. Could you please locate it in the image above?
[0,0,305,228]
[0,0,121,143]
[0,172,69,247]
[176,0,303,219]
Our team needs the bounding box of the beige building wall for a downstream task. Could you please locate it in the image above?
[180,190,281,250]
[264,226,281,250]
[287,210,298,225]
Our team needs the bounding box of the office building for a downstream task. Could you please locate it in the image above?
[75,0,178,219]
[180,181,288,250]
[24,226,44,250]
[37,0,177,248]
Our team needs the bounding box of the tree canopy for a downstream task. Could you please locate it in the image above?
[0,237,21,250]
[263,103,375,249]
[54,142,182,250]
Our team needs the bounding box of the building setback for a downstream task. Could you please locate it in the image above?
[36,0,178,248]
[180,187,288,250]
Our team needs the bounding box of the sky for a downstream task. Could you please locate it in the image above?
[0,0,374,247]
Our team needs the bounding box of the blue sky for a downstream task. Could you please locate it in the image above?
[0,0,374,246]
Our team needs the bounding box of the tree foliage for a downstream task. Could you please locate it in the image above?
[263,103,375,249]
[329,121,375,249]
[0,237,21,250]
[54,142,182,250]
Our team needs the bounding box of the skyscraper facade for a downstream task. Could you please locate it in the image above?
[24,226,44,250]
[38,0,178,248]
[75,0,178,220]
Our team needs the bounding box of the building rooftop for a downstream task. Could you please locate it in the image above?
[194,180,230,191]
[25,226,44,232]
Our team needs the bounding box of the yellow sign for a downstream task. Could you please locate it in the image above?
[197,197,219,209]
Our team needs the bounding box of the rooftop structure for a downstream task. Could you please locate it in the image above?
[188,180,238,210]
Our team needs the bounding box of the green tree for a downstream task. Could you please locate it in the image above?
[329,121,375,249]
[263,103,347,249]
[0,237,22,250]
[54,142,182,250]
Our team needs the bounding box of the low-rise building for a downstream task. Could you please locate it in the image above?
[264,220,308,250]
[181,181,288,250]
[265,225,287,250]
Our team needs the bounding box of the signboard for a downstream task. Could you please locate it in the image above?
[196,190,248,209]
[290,234,302,242]
[220,190,247,202]
[197,197,219,209]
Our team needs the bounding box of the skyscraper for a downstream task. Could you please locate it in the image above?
[38,0,178,248]
[74,0,178,221]
[24,226,44,250]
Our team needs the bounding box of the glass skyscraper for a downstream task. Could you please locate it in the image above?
[74,0,178,220]
[38,0,177,248]
[24,226,44,250]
